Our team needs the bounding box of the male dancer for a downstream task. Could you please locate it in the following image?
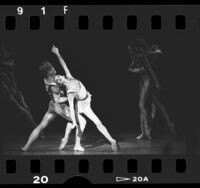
[21,61,87,151]
[128,39,175,140]
[51,45,119,152]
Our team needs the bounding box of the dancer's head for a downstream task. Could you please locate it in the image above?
[1,43,14,59]
[147,45,162,54]
[39,61,56,78]
[0,43,16,72]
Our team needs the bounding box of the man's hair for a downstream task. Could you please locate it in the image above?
[39,61,54,77]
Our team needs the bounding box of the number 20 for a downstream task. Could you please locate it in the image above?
[33,176,49,184]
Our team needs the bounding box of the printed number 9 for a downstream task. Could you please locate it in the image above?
[17,7,23,15]
[33,176,49,184]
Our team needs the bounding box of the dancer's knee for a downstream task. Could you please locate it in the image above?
[79,116,86,131]
[66,122,73,130]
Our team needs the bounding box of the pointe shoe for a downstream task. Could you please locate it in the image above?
[169,123,176,136]
[111,140,120,152]
[137,133,152,140]
[74,145,85,152]
[59,139,67,150]
[136,133,146,140]
[59,143,65,150]
[21,146,28,152]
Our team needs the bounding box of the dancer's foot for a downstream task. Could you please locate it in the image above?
[74,145,85,152]
[137,133,146,140]
[111,140,120,152]
[59,139,67,150]
[145,127,152,140]
[169,123,176,136]
[21,146,28,152]
[137,133,152,140]
[146,134,152,140]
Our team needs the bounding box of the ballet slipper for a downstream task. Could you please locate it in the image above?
[111,140,120,152]
[73,145,85,152]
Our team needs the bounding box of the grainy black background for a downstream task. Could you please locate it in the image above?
[0,5,199,140]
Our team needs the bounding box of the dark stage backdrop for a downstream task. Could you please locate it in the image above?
[0,6,199,143]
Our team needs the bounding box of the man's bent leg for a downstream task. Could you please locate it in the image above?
[22,112,55,151]
[59,115,87,151]
[59,122,74,150]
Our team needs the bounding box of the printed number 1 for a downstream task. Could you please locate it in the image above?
[33,176,49,184]
[41,7,46,15]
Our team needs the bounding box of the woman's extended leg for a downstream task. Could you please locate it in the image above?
[83,105,119,152]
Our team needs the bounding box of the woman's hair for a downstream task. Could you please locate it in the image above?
[39,61,54,77]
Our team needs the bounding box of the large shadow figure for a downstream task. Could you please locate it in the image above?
[0,44,36,131]
[128,38,176,140]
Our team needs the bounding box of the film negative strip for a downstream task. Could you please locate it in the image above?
[0,0,199,184]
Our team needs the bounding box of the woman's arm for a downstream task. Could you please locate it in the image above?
[51,45,74,80]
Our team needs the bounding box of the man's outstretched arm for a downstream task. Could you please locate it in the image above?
[51,45,74,79]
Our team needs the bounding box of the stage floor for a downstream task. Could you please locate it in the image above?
[2,132,186,155]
